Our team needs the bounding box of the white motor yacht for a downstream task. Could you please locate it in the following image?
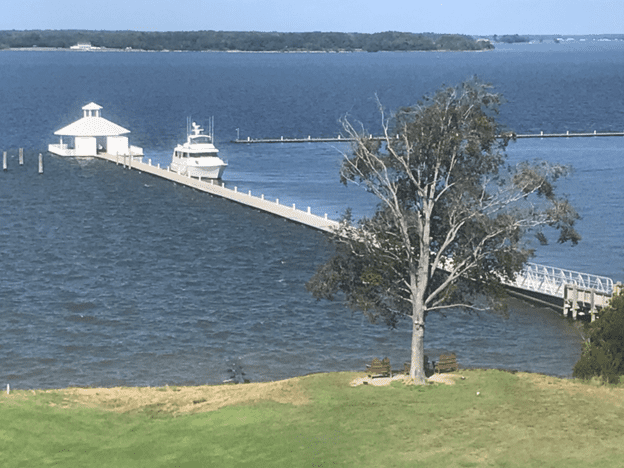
[169,118,227,179]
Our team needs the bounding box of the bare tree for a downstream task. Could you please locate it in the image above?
[307,79,580,384]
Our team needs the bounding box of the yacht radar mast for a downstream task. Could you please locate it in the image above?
[186,117,214,143]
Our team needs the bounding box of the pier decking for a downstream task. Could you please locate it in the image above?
[94,152,339,233]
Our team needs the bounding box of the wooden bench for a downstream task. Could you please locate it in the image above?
[433,353,458,373]
[366,357,392,378]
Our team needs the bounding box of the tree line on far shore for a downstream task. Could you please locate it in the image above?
[0,30,493,52]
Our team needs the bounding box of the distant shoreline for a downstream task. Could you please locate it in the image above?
[0,30,493,53]
[4,36,622,54]
[1,47,494,53]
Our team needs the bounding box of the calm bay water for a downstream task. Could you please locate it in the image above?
[1,42,623,388]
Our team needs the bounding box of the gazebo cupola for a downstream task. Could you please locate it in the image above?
[48,102,143,158]
[82,102,102,118]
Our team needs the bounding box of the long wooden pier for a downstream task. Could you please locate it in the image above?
[50,151,618,320]
[232,130,624,144]
[94,152,339,233]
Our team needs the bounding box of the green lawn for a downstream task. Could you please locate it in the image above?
[1,370,623,467]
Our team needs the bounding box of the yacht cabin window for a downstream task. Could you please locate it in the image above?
[191,136,211,144]
[175,151,216,158]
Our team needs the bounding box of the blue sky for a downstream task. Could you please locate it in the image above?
[3,0,622,35]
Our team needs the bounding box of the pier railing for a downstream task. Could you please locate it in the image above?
[509,262,614,298]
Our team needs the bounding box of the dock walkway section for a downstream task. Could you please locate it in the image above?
[95,153,339,233]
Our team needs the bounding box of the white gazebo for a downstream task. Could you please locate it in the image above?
[48,102,143,158]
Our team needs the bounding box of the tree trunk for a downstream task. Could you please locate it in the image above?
[409,260,427,385]
[409,306,427,384]
[409,200,432,385]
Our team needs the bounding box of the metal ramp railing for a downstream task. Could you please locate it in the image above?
[509,262,614,298]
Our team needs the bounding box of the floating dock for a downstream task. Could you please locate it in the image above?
[232,130,624,144]
[94,152,339,233]
[516,130,624,139]
[233,135,357,144]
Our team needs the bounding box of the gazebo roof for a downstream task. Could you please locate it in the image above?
[54,117,131,137]
[53,102,131,137]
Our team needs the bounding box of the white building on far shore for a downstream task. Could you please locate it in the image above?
[48,102,143,158]
[70,43,101,51]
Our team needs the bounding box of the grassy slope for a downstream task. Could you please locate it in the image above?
[1,370,623,467]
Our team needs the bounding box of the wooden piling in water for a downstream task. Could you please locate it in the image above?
[2,151,6,171]
[19,148,23,165]
[38,153,43,174]
[564,284,580,319]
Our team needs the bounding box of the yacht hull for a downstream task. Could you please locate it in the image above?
[170,161,227,179]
